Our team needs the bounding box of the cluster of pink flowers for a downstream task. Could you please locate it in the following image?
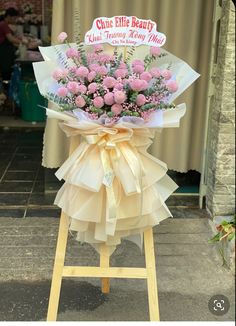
[49,32,178,123]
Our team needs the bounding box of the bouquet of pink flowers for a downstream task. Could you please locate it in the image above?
[33,20,199,253]
[46,32,178,125]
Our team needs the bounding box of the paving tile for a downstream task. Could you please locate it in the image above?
[14,153,42,161]
[166,195,199,207]
[170,208,210,219]
[0,208,25,218]
[3,171,36,181]
[28,193,56,206]
[32,181,45,193]
[0,193,29,206]
[0,145,16,153]
[0,182,33,193]
[16,146,42,155]
[8,159,40,171]
[25,208,61,218]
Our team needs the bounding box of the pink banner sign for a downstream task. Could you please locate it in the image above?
[84,16,166,47]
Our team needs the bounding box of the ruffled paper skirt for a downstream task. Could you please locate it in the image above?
[54,138,177,252]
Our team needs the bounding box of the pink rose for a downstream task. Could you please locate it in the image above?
[57,87,68,97]
[66,48,78,58]
[150,67,161,78]
[61,69,69,78]
[111,104,123,115]
[67,81,79,94]
[136,94,146,106]
[129,79,148,91]
[77,84,87,94]
[104,92,114,105]
[161,69,172,80]
[75,95,86,108]
[88,82,98,94]
[103,77,116,88]
[93,44,103,52]
[87,71,96,82]
[166,80,178,93]
[57,32,68,43]
[114,91,126,104]
[150,46,161,57]
[89,63,99,71]
[52,68,64,80]
[119,62,127,69]
[76,66,89,78]
[114,68,128,79]
[132,64,145,74]
[93,96,104,108]
[96,65,108,76]
[132,59,144,67]
[140,72,152,82]
[114,82,124,90]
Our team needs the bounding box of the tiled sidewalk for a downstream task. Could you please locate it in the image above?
[0,128,60,219]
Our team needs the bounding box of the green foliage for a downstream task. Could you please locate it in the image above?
[144,53,167,70]
[125,46,136,63]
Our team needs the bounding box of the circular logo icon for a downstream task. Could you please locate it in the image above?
[208,295,230,316]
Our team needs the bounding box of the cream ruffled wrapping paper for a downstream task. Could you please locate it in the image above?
[33,44,199,254]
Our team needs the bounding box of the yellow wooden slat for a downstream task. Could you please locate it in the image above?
[62,266,148,279]
[144,228,160,321]
[100,244,110,293]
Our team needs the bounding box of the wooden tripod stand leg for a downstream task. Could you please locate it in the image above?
[144,228,160,321]
[47,212,70,321]
[100,244,110,294]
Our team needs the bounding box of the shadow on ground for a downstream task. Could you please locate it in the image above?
[0,280,107,321]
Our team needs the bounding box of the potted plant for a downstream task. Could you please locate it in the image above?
[208,215,235,270]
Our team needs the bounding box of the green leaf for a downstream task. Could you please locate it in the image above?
[208,233,221,243]
[228,233,235,241]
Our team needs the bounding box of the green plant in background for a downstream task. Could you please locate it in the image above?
[208,215,235,268]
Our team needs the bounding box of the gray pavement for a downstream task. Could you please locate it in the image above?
[0,216,235,321]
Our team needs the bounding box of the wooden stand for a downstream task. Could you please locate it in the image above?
[46,138,160,321]
[46,211,160,321]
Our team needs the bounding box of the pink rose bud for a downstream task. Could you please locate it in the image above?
[93,44,103,52]
[114,82,124,90]
[96,65,108,76]
[57,32,68,43]
[76,66,89,78]
[136,94,146,106]
[114,68,128,79]
[66,48,78,58]
[166,80,178,93]
[162,69,172,80]
[67,81,79,94]
[150,67,161,78]
[52,68,64,80]
[103,77,116,88]
[132,64,145,74]
[111,104,123,115]
[61,69,69,78]
[119,62,127,69]
[114,90,126,104]
[57,87,68,97]
[77,84,87,94]
[87,71,96,82]
[88,82,98,94]
[140,72,152,82]
[104,92,115,105]
[130,79,148,91]
[75,95,86,108]
[89,63,99,71]
[93,96,104,108]
[132,59,144,67]
[150,46,161,57]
